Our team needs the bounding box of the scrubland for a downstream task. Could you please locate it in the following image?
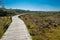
[0,16,11,38]
[19,12,60,40]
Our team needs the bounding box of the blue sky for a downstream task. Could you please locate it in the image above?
[3,0,60,11]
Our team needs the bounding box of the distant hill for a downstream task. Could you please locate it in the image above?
[0,8,60,16]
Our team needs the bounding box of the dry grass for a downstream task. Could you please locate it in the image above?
[19,13,60,40]
[0,16,11,38]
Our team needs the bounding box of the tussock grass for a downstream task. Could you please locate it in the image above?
[0,16,12,39]
[19,12,60,40]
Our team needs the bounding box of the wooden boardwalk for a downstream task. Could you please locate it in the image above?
[0,15,32,40]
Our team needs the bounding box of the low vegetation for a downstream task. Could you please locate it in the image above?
[19,12,60,40]
[0,8,12,38]
[0,16,12,38]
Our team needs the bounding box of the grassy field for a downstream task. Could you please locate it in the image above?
[0,8,12,39]
[19,12,60,40]
[0,16,12,38]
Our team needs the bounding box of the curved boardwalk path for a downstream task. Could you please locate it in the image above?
[0,15,32,40]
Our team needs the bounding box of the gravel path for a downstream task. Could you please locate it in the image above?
[0,15,32,40]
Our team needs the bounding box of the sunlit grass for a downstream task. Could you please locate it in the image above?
[19,12,60,40]
[0,16,12,39]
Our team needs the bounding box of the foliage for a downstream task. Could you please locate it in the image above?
[0,16,12,39]
[0,8,17,16]
[19,12,60,40]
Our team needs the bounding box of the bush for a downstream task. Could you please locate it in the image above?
[0,16,12,38]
